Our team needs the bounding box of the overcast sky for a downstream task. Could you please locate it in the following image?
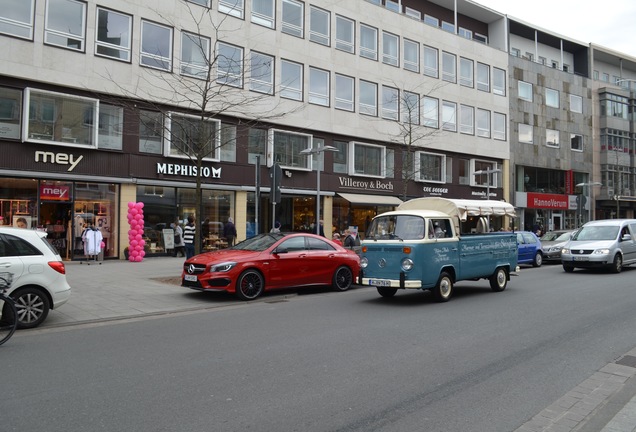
[471,0,636,58]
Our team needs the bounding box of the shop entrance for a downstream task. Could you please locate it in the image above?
[39,202,73,260]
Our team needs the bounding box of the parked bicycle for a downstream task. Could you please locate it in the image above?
[0,272,17,346]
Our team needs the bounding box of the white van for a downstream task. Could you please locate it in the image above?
[561,219,636,273]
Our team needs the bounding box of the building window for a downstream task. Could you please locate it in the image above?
[401,91,419,125]
[181,32,210,79]
[538,56,547,65]
[546,129,559,147]
[217,42,243,87]
[423,46,438,78]
[493,67,506,96]
[280,59,303,101]
[220,124,237,162]
[416,152,445,182]
[219,0,244,19]
[570,94,583,113]
[571,134,583,152]
[518,81,532,101]
[353,142,384,177]
[473,33,488,44]
[308,67,330,106]
[360,24,377,60]
[441,21,454,33]
[551,60,559,69]
[0,0,34,39]
[168,113,221,161]
[281,0,303,36]
[510,48,521,57]
[476,63,490,92]
[271,130,312,169]
[472,160,498,188]
[0,87,22,139]
[26,88,97,147]
[309,6,329,46]
[519,124,533,144]
[45,0,86,51]
[442,52,456,83]
[333,140,348,173]
[423,97,438,128]
[248,128,267,164]
[405,7,421,20]
[253,0,275,28]
[424,15,439,27]
[403,39,419,73]
[493,112,506,141]
[359,80,377,116]
[95,8,132,62]
[250,51,274,94]
[335,15,354,53]
[459,105,474,135]
[140,20,173,71]
[546,88,559,108]
[381,86,399,120]
[97,104,123,150]
[601,94,629,119]
[385,0,399,12]
[459,58,473,87]
[139,110,163,154]
[382,32,399,67]
[442,101,456,132]
[476,109,490,138]
[335,74,354,111]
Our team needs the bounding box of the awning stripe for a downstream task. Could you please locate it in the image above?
[337,193,403,206]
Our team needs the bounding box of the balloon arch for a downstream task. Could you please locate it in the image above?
[126,202,146,262]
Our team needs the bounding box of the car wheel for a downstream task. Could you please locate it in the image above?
[433,272,453,302]
[610,254,623,274]
[235,270,264,301]
[532,252,543,267]
[489,267,508,292]
[332,266,353,291]
[11,287,50,329]
[563,264,575,273]
[377,287,397,298]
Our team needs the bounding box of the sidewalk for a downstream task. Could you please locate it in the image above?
[42,257,636,432]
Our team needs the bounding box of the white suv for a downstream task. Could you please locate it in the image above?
[0,227,71,328]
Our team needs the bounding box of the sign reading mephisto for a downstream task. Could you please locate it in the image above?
[157,163,221,178]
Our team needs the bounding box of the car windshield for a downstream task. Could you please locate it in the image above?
[572,226,619,241]
[366,215,425,240]
[232,233,286,251]
[542,231,570,242]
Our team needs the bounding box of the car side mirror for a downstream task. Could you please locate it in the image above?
[274,247,288,254]
[622,234,631,241]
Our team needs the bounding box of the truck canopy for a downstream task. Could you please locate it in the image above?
[397,198,516,220]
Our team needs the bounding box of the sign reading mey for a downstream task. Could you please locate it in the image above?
[157,163,221,178]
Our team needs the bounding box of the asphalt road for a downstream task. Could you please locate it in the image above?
[3,264,636,432]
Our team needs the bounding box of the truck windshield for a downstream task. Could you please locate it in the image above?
[366,215,425,240]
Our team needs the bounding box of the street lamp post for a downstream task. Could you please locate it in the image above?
[576,182,602,225]
[300,145,339,235]
[474,168,502,199]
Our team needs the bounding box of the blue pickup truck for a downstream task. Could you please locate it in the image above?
[360,198,519,302]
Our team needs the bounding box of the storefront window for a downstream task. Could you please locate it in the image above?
[0,178,37,228]
[0,87,22,139]
[176,188,235,249]
[137,186,176,255]
[74,183,118,259]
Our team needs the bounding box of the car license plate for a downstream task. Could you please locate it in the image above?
[370,279,391,287]
[573,256,589,261]
[184,274,198,282]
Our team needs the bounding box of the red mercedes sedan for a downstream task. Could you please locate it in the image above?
[182,232,360,300]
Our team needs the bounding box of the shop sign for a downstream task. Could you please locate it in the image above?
[338,176,394,191]
[40,184,71,201]
[423,185,449,196]
[157,163,221,178]
[34,151,83,172]
[526,192,569,209]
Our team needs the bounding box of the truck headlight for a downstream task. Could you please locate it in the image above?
[401,258,414,271]
[360,257,368,268]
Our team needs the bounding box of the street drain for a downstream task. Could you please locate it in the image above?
[615,355,636,368]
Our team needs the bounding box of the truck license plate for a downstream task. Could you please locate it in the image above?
[184,274,198,282]
[370,279,391,287]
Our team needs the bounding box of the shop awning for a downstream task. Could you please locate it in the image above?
[337,193,403,206]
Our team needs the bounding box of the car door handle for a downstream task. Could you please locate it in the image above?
[0,263,12,268]
[299,254,307,258]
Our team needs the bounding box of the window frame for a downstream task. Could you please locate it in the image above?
[180,31,210,79]
[476,108,490,138]
[335,73,354,112]
[570,94,583,113]
[570,133,583,152]
[95,7,132,62]
[546,88,559,108]
[219,0,245,19]
[44,0,86,52]
[442,100,457,132]
[250,51,274,95]
[352,141,385,178]
[403,38,419,73]
[359,80,378,116]
[459,104,474,135]
[422,96,439,128]
[309,5,330,46]
[546,129,560,148]
[360,24,378,61]
[423,45,438,78]
[216,41,244,88]
[270,129,313,170]
[493,67,506,96]
[382,31,399,67]
[459,57,473,88]
[280,59,303,101]
[381,86,399,121]
[335,15,354,53]
[401,91,419,125]
[519,124,533,144]
[308,66,330,106]
[518,81,532,101]
[0,0,35,39]
[476,62,490,92]
[166,112,221,161]
[493,112,506,141]
[253,0,276,28]
[140,20,173,72]
[442,51,456,83]
[415,151,446,183]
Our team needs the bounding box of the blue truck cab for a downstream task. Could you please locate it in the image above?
[360,198,519,301]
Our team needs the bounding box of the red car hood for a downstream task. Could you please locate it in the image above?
[187,249,263,265]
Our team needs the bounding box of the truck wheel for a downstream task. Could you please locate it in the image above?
[532,252,543,267]
[377,287,397,298]
[563,264,575,273]
[433,272,453,302]
[610,254,623,274]
[489,267,508,292]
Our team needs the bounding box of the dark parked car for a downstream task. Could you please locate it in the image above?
[516,231,543,267]
[541,230,576,263]
[182,232,360,300]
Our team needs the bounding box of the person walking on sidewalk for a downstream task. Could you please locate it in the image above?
[223,217,237,246]
[172,219,186,257]
[183,215,196,259]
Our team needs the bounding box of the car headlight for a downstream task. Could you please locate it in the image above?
[401,258,414,271]
[360,257,368,268]
[210,262,236,273]
[593,249,611,255]
[562,248,570,254]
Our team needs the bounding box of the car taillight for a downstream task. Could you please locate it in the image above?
[48,261,66,275]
